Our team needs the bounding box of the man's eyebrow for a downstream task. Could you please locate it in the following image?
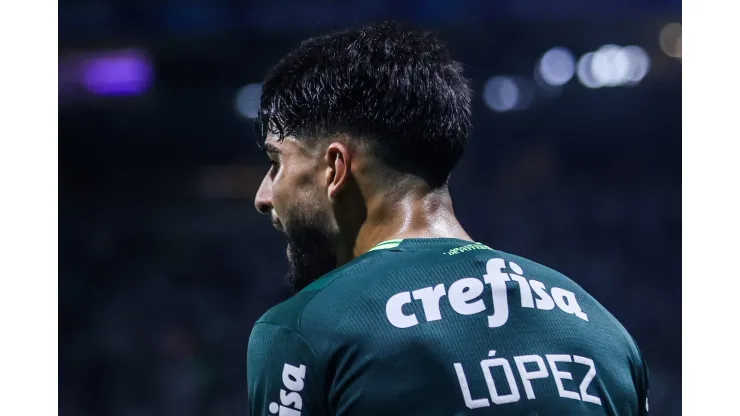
[260,142,281,155]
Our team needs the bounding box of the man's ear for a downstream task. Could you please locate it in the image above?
[325,142,351,200]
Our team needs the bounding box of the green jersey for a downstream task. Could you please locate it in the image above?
[247,238,649,416]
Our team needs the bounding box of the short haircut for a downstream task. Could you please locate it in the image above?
[258,21,472,188]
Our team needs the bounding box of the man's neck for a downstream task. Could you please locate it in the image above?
[342,187,473,263]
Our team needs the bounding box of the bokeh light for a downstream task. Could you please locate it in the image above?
[81,50,153,96]
[659,22,682,59]
[577,45,650,88]
[538,47,576,87]
[577,53,602,88]
[234,83,263,119]
[621,46,651,86]
[591,45,631,87]
[483,76,521,112]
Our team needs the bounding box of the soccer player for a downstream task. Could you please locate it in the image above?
[247,22,649,416]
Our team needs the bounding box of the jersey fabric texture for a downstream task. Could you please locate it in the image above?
[247,238,649,416]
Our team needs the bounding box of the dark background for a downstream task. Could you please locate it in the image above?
[59,1,682,415]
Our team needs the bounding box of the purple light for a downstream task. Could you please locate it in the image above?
[81,50,152,96]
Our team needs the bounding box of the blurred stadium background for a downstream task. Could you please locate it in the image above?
[59,1,682,415]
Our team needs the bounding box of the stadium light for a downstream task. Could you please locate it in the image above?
[483,76,520,112]
[81,49,152,96]
[577,45,650,88]
[577,53,602,89]
[621,46,651,86]
[659,23,682,59]
[591,45,630,87]
[537,47,576,87]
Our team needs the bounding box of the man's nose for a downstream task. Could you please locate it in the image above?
[254,174,273,215]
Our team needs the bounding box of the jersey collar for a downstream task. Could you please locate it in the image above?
[367,239,405,252]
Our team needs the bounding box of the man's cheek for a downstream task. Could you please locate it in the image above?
[271,187,290,223]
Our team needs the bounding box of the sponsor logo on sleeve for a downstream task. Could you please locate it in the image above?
[269,363,306,416]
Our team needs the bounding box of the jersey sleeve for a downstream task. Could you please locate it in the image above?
[639,357,650,415]
[631,338,650,415]
[247,322,326,416]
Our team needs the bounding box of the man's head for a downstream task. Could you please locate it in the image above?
[254,22,472,292]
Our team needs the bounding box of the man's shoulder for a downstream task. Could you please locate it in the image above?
[493,249,593,295]
[494,250,568,278]
[254,289,319,332]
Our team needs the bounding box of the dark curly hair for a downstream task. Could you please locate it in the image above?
[258,21,472,188]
